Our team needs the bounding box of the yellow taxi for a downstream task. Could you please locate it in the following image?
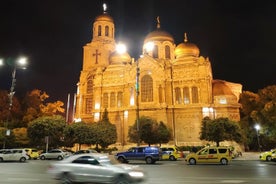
[24,148,40,160]
[259,149,276,161]
[185,146,232,165]
[160,146,182,161]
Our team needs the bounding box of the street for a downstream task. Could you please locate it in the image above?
[0,159,275,184]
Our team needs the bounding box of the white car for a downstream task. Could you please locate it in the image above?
[0,149,29,162]
[48,153,146,184]
[40,149,70,160]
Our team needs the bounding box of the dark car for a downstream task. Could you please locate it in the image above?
[74,149,98,155]
[115,146,162,164]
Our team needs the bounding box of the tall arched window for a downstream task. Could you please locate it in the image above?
[153,45,158,58]
[105,26,109,36]
[98,25,102,36]
[158,85,163,103]
[117,92,123,107]
[87,79,93,93]
[110,92,115,107]
[175,87,182,104]
[165,45,171,59]
[192,86,199,103]
[103,93,108,108]
[141,75,153,102]
[86,98,93,114]
[183,87,190,104]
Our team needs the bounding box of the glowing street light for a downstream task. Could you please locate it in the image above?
[254,124,261,152]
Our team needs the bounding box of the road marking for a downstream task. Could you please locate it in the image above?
[220,180,246,183]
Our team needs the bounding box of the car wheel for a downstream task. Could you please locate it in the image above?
[220,158,228,165]
[118,156,126,163]
[189,158,196,165]
[20,157,26,162]
[266,156,272,161]
[114,175,130,184]
[145,157,153,164]
[61,172,74,184]
[40,155,46,160]
[169,155,176,161]
[57,156,63,160]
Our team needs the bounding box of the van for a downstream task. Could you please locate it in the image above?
[185,146,232,165]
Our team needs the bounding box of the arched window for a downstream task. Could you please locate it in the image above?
[105,26,109,36]
[192,86,199,103]
[165,45,171,59]
[86,98,93,114]
[141,75,153,102]
[175,87,182,104]
[158,85,163,103]
[103,93,108,108]
[110,92,115,107]
[183,87,190,104]
[153,45,158,58]
[98,25,102,36]
[117,92,123,107]
[87,79,93,93]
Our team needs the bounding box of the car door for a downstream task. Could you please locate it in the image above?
[196,148,209,163]
[206,148,219,163]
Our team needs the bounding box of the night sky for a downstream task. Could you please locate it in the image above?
[0,0,275,104]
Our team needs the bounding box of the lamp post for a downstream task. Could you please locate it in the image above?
[1,57,28,149]
[254,124,261,152]
[136,59,140,146]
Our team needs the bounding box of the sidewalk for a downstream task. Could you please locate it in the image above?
[234,152,260,160]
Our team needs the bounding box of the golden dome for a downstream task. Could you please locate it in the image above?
[212,80,235,96]
[95,13,114,22]
[109,51,131,65]
[144,16,174,43]
[175,33,199,58]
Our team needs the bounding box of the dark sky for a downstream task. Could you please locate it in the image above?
[0,0,275,104]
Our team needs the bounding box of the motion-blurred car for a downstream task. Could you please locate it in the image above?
[40,149,70,160]
[259,149,276,161]
[160,146,182,161]
[48,153,146,184]
[74,149,98,155]
[271,152,276,161]
[0,149,29,162]
[185,146,232,165]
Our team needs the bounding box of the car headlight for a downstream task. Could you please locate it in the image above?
[129,171,144,177]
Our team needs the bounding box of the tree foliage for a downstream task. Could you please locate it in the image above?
[27,115,66,148]
[200,117,243,146]
[239,85,276,150]
[128,116,171,146]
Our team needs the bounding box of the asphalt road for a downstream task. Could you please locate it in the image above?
[0,158,275,184]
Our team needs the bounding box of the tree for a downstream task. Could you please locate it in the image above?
[128,116,171,146]
[200,117,243,146]
[27,115,66,148]
[94,109,117,150]
[239,85,276,150]
[13,127,29,147]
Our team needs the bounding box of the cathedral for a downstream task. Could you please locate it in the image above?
[74,9,242,146]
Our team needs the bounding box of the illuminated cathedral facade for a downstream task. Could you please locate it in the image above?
[74,10,242,146]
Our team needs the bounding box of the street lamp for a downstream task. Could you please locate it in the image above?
[254,124,261,152]
[1,56,28,148]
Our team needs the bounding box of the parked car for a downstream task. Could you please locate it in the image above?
[115,146,162,164]
[74,149,98,155]
[185,146,232,165]
[271,152,276,161]
[24,148,39,160]
[48,153,146,184]
[160,146,182,161]
[259,149,276,161]
[40,149,70,160]
[0,149,29,162]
